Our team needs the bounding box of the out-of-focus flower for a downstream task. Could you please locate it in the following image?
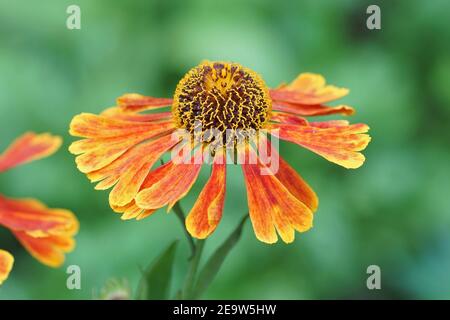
[69,61,370,244]
[96,278,132,300]
[0,133,79,285]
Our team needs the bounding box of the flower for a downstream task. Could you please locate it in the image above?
[96,278,132,300]
[69,61,370,244]
[0,132,79,285]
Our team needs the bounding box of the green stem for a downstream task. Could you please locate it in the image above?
[183,239,205,299]
[172,202,196,259]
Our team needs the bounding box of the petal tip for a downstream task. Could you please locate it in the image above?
[0,250,14,285]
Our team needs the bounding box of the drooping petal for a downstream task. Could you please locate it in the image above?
[85,134,180,207]
[186,151,226,239]
[13,231,75,267]
[270,112,308,125]
[276,156,318,211]
[69,110,181,208]
[117,93,173,112]
[272,101,355,116]
[0,132,61,173]
[273,122,370,169]
[0,194,79,237]
[270,73,349,105]
[0,250,14,285]
[108,155,185,220]
[109,136,180,207]
[101,106,172,122]
[111,202,156,221]
[256,138,318,212]
[70,131,170,174]
[108,149,189,220]
[69,113,174,138]
[309,120,350,128]
[240,145,313,244]
[135,149,203,212]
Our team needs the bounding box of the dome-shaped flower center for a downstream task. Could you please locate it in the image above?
[172,61,271,147]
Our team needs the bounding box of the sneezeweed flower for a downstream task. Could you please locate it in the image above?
[69,60,370,244]
[0,132,79,285]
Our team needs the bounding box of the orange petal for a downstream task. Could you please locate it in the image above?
[13,231,75,267]
[69,113,174,138]
[110,159,180,220]
[309,120,350,128]
[0,249,14,285]
[186,151,226,239]
[111,201,156,220]
[85,135,178,186]
[0,194,79,237]
[272,101,355,116]
[0,132,61,173]
[135,150,203,211]
[270,73,349,105]
[69,126,176,174]
[270,112,308,125]
[274,122,371,169]
[256,138,318,212]
[101,107,172,122]
[109,149,185,221]
[240,146,313,244]
[104,135,180,207]
[277,156,318,212]
[117,93,173,112]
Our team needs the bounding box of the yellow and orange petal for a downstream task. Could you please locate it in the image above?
[117,93,173,112]
[91,135,179,207]
[101,106,172,122]
[0,132,61,173]
[256,137,319,212]
[270,73,349,105]
[273,121,371,169]
[69,113,174,139]
[269,73,355,117]
[13,231,75,267]
[0,194,78,237]
[0,194,78,271]
[107,136,181,207]
[0,194,78,267]
[111,201,156,221]
[240,145,313,244]
[135,149,204,212]
[0,249,14,285]
[185,150,226,239]
[272,101,354,117]
[69,110,179,208]
[270,112,309,126]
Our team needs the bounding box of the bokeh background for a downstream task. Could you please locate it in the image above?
[1,0,449,299]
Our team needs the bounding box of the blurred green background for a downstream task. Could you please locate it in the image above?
[1,0,449,299]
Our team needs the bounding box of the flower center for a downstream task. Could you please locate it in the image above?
[172,61,271,147]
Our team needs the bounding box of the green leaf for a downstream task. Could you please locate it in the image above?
[192,216,248,299]
[136,240,179,300]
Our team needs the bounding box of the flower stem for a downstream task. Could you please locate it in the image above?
[183,239,205,299]
[172,202,196,259]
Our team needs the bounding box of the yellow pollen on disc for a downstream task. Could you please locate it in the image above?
[172,61,272,147]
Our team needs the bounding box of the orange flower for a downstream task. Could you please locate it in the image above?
[69,61,370,244]
[0,133,79,285]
